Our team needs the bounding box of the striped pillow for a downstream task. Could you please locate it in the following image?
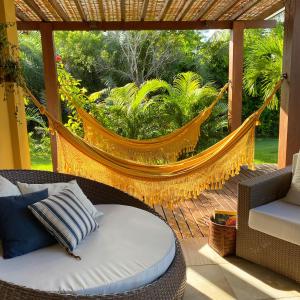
[28,188,99,253]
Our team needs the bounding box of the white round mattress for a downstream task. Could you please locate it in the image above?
[0,204,175,296]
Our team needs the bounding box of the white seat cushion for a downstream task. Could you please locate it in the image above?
[249,199,300,246]
[0,205,175,296]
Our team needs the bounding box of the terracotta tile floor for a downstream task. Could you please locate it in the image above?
[180,238,300,300]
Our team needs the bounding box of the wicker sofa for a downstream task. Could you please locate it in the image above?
[0,169,186,300]
[236,164,300,283]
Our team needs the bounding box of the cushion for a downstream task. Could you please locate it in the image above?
[0,205,175,295]
[284,151,300,205]
[249,199,300,246]
[28,188,99,252]
[17,180,101,218]
[0,189,56,259]
[0,175,21,197]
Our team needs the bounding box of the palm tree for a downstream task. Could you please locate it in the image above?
[161,72,220,126]
[244,26,283,109]
[98,79,170,139]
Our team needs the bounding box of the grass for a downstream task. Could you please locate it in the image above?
[254,137,278,164]
[30,137,279,171]
[31,157,53,171]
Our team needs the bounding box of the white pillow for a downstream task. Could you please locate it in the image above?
[284,151,300,205]
[17,180,102,218]
[0,175,21,197]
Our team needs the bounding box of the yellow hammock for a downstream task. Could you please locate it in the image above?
[26,79,283,208]
[60,83,229,163]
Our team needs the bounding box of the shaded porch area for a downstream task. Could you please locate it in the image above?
[155,164,277,239]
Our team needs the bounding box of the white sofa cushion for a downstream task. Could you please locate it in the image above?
[0,175,21,197]
[0,204,175,295]
[249,199,300,246]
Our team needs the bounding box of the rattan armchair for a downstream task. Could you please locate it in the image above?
[0,170,186,300]
[236,166,300,283]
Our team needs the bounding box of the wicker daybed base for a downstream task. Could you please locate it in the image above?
[0,170,186,300]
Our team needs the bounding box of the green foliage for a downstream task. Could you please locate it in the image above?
[244,26,283,109]
[19,31,44,100]
[29,131,51,161]
[199,31,230,87]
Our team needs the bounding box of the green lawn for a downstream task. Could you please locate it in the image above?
[30,137,279,170]
[31,157,53,171]
[254,138,278,164]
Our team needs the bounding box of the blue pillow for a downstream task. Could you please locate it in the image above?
[0,189,56,259]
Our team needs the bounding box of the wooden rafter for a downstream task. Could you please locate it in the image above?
[23,0,49,21]
[17,19,276,31]
[230,0,259,20]
[254,0,285,20]
[98,0,105,22]
[48,0,70,21]
[215,0,241,20]
[15,6,31,21]
[120,0,126,21]
[175,0,194,21]
[140,0,149,21]
[158,0,173,21]
[194,0,215,21]
[73,0,87,21]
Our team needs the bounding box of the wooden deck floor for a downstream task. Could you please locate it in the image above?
[154,164,277,239]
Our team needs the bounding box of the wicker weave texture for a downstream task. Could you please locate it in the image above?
[15,0,284,22]
[0,169,186,300]
[236,167,300,284]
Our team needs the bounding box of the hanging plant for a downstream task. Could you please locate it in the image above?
[0,22,25,100]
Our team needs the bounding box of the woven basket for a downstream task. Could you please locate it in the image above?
[208,218,236,257]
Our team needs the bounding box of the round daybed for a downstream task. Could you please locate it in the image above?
[0,170,186,300]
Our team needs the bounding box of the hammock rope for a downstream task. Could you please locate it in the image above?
[26,78,284,208]
[59,83,229,163]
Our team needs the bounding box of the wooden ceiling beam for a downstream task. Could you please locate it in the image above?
[215,0,241,20]
[17,20,276,31]
[48,0,71,21]
[15,7,31,21]
[230,0,259,20]
[254,0,285,20]
[175,0,194,21]
[158,0,173,21]
[194,0,215,21]
[73,0,87,21]
[120,0,126,21]
[23,0,49,21]
[140,0,149,21]
[98,0,105,22]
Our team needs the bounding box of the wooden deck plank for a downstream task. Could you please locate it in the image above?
[162,164,277,239]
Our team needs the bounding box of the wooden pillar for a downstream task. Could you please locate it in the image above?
[0,0,31,169]
[40,23,61,172]
[228,22,244,131]
[278,0,300,168]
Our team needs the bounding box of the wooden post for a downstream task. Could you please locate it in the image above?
[228,22,244,131]
[40,23,61,172]
[278,0,300,168]
[0,0,31,169]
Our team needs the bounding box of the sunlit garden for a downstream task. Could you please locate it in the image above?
[22,26,283,170]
